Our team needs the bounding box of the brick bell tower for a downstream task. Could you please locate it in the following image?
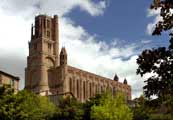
[25,15,59,95]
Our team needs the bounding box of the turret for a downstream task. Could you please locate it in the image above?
[113,73,119,81]
[123,78,128,85]
[60,47,67,66]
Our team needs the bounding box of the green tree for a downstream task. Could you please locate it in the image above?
[91,92,133,120]
[83,94,102,120]
[132,95,152,120]
[53,96,84,120]
[0,86,57,120]
[15,90,56,120]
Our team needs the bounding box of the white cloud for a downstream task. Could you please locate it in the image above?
[146,15,162,35]
[59,18,144,99]
[146,8,160,35]
[146,8,172,35]
[146,8,173,35]
[0,12,30,56]
[0,0,144,99]
[0,0,107,17]
[141,39,152,44]
[147,8,160,17]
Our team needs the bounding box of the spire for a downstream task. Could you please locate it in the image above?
[123,78,128,85]
[113,73,119,81]
[60,47,67,55]
[60,47,67,66]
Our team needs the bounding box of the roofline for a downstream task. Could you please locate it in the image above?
[67,65,131,87]
[0,70,20,81]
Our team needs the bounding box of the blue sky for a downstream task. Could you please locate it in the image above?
[67,0,169,49]
[0,0,168,98]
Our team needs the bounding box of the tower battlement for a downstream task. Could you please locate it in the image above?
[31,15,58,41]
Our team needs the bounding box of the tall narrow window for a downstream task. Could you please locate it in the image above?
[101,86,103,92]
[34,44,37,50]
[89,83,92,97]
[69,78,72,92]
[83,81,85,99]
[86,81,88,99]
[73,79,75,96]
[47,31,50,38]
[96,85,98,94]
[44,19,46,28]
[35,19,39,37]
[10,79,14,87]
[77,80,79,98]
[47,20,50,28]
[48,43,51,52]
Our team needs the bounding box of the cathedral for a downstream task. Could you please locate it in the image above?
[25,14,131,102]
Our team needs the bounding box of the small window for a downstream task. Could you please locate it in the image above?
[48,43,51,52]
[34,44,37,50]
[47,20,50,28]
[47,31,50,38]
[36,19,39,27]
[44,19,46,28]
[10,79,15,87]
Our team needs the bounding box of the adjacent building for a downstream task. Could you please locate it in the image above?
[0,70,20,93]
[25,14,131,102]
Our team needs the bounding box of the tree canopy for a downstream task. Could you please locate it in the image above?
[54,96,84,120]
[0,85,57,120]
[136,0,173,98]
[90,92,133,120]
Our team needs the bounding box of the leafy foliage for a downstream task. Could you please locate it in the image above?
[90,92,133,120]
[52,96,84,120]
[83,94,102,120]
[151,0,173,36]
[0,86,56,120]
[132,95,152,120]
[137,0,173,98]
[136,46,173,98]
[1,86,133,120]
[132,94,173,120]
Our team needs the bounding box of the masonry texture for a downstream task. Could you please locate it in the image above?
[25,14,131,102]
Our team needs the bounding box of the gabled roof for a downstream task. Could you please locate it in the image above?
[0,70,20,81]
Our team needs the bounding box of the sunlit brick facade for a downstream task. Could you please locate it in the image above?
[25,14,131,102]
